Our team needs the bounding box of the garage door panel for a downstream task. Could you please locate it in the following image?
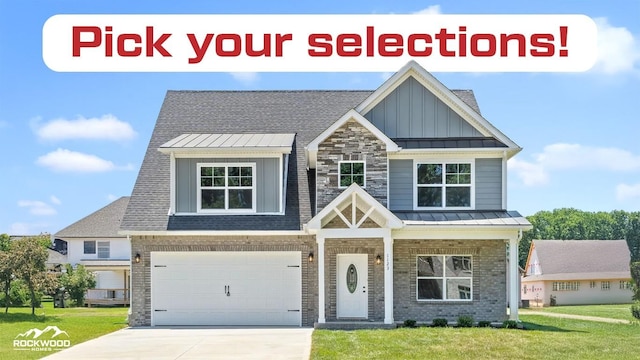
[151,251,301,326]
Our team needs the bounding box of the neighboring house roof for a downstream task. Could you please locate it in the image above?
[523,239,631,282]
[55,197,130,238]
[46,248,67,266]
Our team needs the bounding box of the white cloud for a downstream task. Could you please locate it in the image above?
[34,114,136,141]
[229,72,259,84]
[508,158,549,186]
[36,148,133,173]
[591,17,640,74]
[9,222,50,235]
[616,183,640,202]
[18,200,57,216]
[509,143,640,187]
[50,195,61,205]
[413,5,442,15]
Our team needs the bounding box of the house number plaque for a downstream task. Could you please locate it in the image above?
[346,264,358,293]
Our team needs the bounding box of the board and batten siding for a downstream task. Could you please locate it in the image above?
[175,157,280,213]
[388,159,413,210]
[388,158,503,210]
[363,77,481,138]
[475,158,503,210]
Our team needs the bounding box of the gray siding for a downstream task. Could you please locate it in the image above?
[364,77,481,138]
[475,158,503,210]
[175,158,280,213]
[388,159,413,211]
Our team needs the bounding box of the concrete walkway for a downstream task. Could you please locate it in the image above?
[519,309,631,324]
[41,327,313,360]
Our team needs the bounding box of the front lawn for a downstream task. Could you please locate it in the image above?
[524,303,636,322]
[0,302,128,360]
[311,315,640,360]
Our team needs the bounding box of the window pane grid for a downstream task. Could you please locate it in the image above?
[198,164,254,211]
[339,161,365,187]
[417,162,471,208]
[417,255,472,301]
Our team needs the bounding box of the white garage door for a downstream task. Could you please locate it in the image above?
[151,251,301,326]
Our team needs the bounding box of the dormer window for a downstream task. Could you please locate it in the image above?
[197,163,256,212]
[339,161,365,188]
[415,162,473,209]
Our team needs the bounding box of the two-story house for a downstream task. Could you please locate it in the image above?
[121,61,531,327]
[55,196,131,306]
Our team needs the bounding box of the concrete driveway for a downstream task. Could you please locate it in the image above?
[41,327,313,360]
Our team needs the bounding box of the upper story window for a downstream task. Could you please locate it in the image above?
[339,161,365,188]
[97,241,110,259]
[415,162,472,209]
[197,163,256,212]
[84,240,96,254]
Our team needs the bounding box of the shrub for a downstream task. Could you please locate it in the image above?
[631,302,640,320]
[503,320,518,329]
[478,320,492,328]
[550,294,557,306]
[457,315,474,328]
[0,280,31,307]
[432,318,448,327]
[403,319,417,328]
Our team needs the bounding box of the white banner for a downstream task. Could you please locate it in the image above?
[42,14,598,72]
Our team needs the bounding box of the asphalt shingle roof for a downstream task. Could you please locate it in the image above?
[56,196,129,238]
[530,239,631,278]
[121,90,484,232]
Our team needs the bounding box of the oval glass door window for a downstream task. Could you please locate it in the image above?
[346,264,358,293]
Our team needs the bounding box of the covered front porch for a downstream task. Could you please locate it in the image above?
[80,259,131,307]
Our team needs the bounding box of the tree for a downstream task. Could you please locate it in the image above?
[0,234,14,313]
[60,264,96,307]
[626,213,640,300]
[11,235,49,315]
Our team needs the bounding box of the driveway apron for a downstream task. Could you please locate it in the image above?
[40,327,313,360]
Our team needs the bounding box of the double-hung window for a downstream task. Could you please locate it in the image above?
[339,161,365,188]
[417,255,473,301]
[416,162,472,209]
[198,163,256,212]
[83,240,96,255]
[97,241,110,259]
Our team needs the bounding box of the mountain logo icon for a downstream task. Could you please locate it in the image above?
[15,326,69,339]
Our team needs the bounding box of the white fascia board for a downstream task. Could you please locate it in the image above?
[389,148,519,160]
[119,230,308,236]
[158,148,291,156]
[355,60,521,151]
[166,150,286,158]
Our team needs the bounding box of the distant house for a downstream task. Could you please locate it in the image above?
[521,240,632,307]
[54,197,131,306]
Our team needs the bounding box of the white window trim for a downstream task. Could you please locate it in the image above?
[416,255,473,302]
[413,160,475,210]
[338,160,366,189]
[196,162,257,214]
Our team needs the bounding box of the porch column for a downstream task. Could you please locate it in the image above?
[383,235,394,324]
[509,236,519,321]
[317,236,326,324]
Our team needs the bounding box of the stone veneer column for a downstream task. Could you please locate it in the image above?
[384,236,394,324]
[317,236,326,323]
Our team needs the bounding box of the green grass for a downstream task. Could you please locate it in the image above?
[525,303,636,322]
[311,315,640,360]
[0,302,128,360]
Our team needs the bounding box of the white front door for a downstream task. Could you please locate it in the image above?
[336,254,368,318]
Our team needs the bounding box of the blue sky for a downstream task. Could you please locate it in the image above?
[1,1,639,235]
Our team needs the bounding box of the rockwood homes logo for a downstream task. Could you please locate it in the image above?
[13,326,71,352]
